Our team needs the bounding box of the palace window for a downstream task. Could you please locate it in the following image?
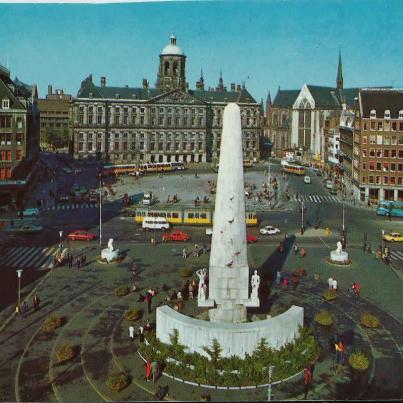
[384,110,391,119]
[399,110,403,119]
[376,162,381,171]
[370,110,376,119]
[0,116,11,128]
[2,98,10,109]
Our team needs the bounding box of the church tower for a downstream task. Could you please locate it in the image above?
[337,49,343,90]
[156,34,187,92]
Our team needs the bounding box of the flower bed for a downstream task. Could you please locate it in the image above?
[314,310,333,326]
[115,286,130,297]
[55,343,75,364]
[360,313,380,328]
[124,307,143,321]
[139,327,320,387]
[105,371,130,391]
[323,289,337,301]
[42,315,64,333]
[349,351,370,371]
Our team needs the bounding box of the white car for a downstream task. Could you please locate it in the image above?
[259,225,280,235]
[304,176,311,184]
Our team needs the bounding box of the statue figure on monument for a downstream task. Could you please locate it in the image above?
[336,241,343,254]
[108,238,115,252]
[250,270,260,300]
[196,268,207,301]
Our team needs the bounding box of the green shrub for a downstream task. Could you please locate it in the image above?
[314,310,333,326]
[105,371,130,391]
[179,268,193,278]
[42,315,63,333]
[360,313,380,328]
[55,343,75,364]
[124,307,143,321]
[323,289,337,301]
[115,286,130,297]
[349,351,370,371]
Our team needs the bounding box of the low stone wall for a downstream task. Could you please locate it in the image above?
[156,305,304,358]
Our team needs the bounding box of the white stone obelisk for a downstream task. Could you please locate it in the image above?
[200,103,258,323]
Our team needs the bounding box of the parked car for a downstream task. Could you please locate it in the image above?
[329,187,338,195]
[259,226,280,235]
[59,194,70,203]
[62,167,74,174]
[142,217,170,230]
[142,192,157,206]
[22,208,39,218]
[304,176,311,184]
[247,234,258,243]
[383,232,403,242]
[67,230,96,241]
[162,230,191,242]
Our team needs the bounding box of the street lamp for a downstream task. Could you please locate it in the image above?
[341,203,347,248]
[267,365,274,401]
[300,201,305,235]
[99,178,102,249]
[59,230,63,248]
[16,269,23,309]
[381,229,385,254]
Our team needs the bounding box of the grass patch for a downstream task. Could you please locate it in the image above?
[115,286,130,297]
[314,310,333,326]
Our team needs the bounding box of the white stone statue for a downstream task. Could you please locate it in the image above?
[250,270,260,300]
[108,238,115,252]
[196,268,207,301]
[336,241,343,254]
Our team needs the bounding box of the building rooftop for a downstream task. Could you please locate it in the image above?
[359,88,403,119]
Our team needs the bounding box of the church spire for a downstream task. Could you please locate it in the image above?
[337,49,343,90]
[218,70,224,91]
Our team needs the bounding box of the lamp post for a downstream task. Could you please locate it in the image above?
[300,201,305,235]
[341,203,347,248]
[58,230,63,248]
[267,365,274,401]
[16,269,23,308]
[381,229,385,254]
[99,178,102,250]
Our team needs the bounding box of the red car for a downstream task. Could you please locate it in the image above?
[247,234,258,244]
[162,230,191,242]
[67,230,96,241]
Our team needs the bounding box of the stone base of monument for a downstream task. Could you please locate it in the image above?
[156,305,304,358]
[98,250,124,265]
[327,250,351,266]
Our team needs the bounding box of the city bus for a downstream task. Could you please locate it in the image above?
[281,161,305,176]
[133,204,259,227]
[376,201,403,217]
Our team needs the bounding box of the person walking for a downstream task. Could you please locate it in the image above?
[68,255,73,268]
[138,325,145,344]
[293,243,299,255]
[151,360,158,384]
[33,294,40,311]
[182,247,187,259]
[22,301,29,318]
[145,360,152,382]
[327,277,334,289]
[332,278,338,291]
[129,325,135,342]
[188,283,194,300]
[77,257,81,270]
[300,247,306,258]
[303,365,313,400]
[145,293,152,314]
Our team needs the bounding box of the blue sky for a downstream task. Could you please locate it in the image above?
[1,0,402,103]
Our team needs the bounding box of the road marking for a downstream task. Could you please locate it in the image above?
[4,247,31,266]
[1,247,20,265]
[30,247,53,267]
[318,237,330,248]
[11,247,40,268]
[390,250,403,261]
[309,196,313,202]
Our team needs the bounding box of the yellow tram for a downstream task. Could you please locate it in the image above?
[134,204,259,227]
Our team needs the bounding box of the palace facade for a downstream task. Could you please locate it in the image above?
[71,35,261,164]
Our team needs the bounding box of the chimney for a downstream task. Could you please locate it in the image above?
[231,83,235,91]
[100,76,106,87]
[142,79,148,89]
[237,84,241,91]
[48,85,52,95]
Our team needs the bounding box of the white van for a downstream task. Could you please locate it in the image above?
[142,217,170,230]
[142,192,155,206]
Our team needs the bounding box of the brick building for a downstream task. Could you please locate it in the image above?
[71,35,261,164]
[351,89,403,202]
[0,65,40,208]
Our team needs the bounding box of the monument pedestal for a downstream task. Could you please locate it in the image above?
[330,249,349,263]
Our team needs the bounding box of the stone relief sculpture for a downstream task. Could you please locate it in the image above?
[336,241,343,254]
[250,270,260,301]
[196,268,207,301]
[108,238,115,251]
